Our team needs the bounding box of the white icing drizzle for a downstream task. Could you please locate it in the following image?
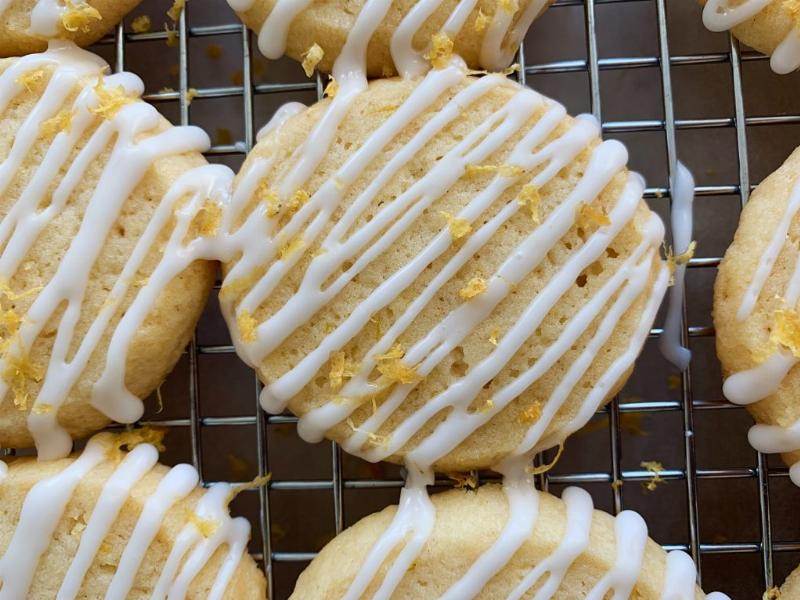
[230,0,546,74]
[0,42,224,459]
[702,0,800,74]
[722,170,800,485]
[0,434,250,599]
[659,161,694,371]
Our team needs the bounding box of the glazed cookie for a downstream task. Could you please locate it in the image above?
[701,0,800,74]
[781,562,800,598]
[226,0,551,77]
[0,432,267,598]
[0,0,143,58]
[0,41,221,459]
[291,481,726,599]
[715,146,800,486]
[217,61,668,471]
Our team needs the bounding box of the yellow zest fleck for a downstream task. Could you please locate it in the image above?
[439,211,472,240]
[459,276,487,300]
[771,308,800,358]
[91,77,135,119]
[61,1,102,33]
[219,271,260,300]
[763,587,781,600]
[226,473,271,504]
[237,310,258,343]
[288,189,310,214]
[165,24,179,47]
[329,351,359,392]
[373,104,399,113]
[465,164,523,178]
[641,460,665,492]
[526,441,565,475]
[474,8,490,33]
[70,516,87,536]
[131,15,151,33]
[576,203,611,230]
[31,403,54,415]
[425,32,454,70]
[186,511,219,537]
[473,398,494,413]
[41,109,74,138]
[447,472,478,490]
[664,240,697,284]
[206,43,223,59]
[517,401,542,424]
[346,417,389,448]
[500,0,520,14]
[184,88,199,105]
[215,127,233,145]
[375,348,421,385]
[4,354,43,410]
[112,426,167,453]
[279,235,305,260]
[188,202,222,238]
[611,479,623,490]
[301,43,324,78]
[324,76,339,98]
[374,343,405,362]
[167,0,186,22]
[488,328,499,346]
[15,69,46,93]
[517,184,541,223]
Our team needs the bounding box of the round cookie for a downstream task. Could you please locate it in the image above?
[714,146,800,485]
[701,0,800,74]
[291,482,725,599]
[781,562,800,598]
[227,0,552,77]
[0,0,143,58]
[0,42,219,459]
[219,67,668,472]
[0,432,267,598]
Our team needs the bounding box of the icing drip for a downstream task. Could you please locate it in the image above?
[231,0,547,73]
[0,434,250,599]
[659,161,694,371]
[0,42,221,459]
[702,0,800,74]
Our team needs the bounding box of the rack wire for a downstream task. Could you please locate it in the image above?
[85,0,800,597]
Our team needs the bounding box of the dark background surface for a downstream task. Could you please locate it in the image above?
[79,0,800,597]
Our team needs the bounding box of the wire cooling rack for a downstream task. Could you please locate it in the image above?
[75,0,800,597]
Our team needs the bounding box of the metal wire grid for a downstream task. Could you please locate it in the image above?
[80,0,800,597]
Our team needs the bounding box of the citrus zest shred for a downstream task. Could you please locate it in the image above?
[4,354,44,410]
[374,343,405,362]
[324,76,339,98]
[131,15,151,33]
[459,276,487,300]
[447,472,478,489]
[41,109,75,138]
[61,1,102,33]
[771,307,800,358]
[517,401,542,424]
[500,0,520,14]
[237,309,258,343]
[329,351,359,391]
[474,8,491,33]
[465,164,523,178]
[91,77,135,119]
[488,328,499,346]
[375,348,421,385]
[517,183,541,222]
[576,203,611,229]
[526,442,565,475]
[167,0,186,22]
[439,211,472,239]
[641,460,665,491]
[31,403,54,415]
[301,43,324,77]
[226,473,272,504]
[15,69,46,93]
[425,32,454,69]
[188,201,222,238]
[279,235,305,260]
[346,417,389,448]
[474,398,494,413]
[186,511,219,538]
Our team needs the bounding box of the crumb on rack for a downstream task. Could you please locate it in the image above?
[15,69,46,93]
[215,127,233,145]
[301,43,325,78]
[667,373,681,390]
[131,14,151,33]
[526,441,565,475]
[237,309,258,343]
[474,8,490,33]
[517,183,541,223]
[230,69,244,86]
[167,0,186,22]
[165,24,179,47]
[517,401,543,424]
[439,211,472,239]
[425,32,454,70]
[764,587,781,600]
[184,88,199,105]
[459,276,488,300]
[771,307,800,358]
[641,460,665,492]
[576,203,611,230]
[447,471,478,490]
[206,43,224,59]
[61,1,102,33]
[611,479,623,490]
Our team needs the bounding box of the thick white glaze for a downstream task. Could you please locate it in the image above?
[659,161,694,371]
[228,0,548,73]
[0,42,223,459]
[702,0,800,74]
[0,434,250,599]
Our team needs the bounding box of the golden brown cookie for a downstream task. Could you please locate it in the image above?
[0,42,217,458]
[0,432,266,598]
[0,0,143,58]
[220,67,668,472]
[226,0,552,77]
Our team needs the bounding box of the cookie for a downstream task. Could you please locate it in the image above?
[226,0,551,77]
[291,482,727,599]
[0,432,267,599]
[701,0,800,74]
[714,146,800,486]
[218,56,668,472]
[0,0,143,58]
[0,42,220,459]
[781,562,800,598]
